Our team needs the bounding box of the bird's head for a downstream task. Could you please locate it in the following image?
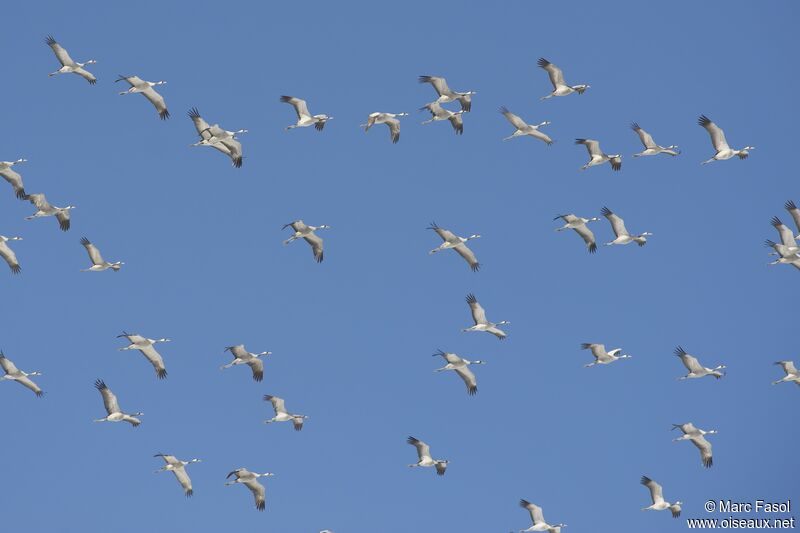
[619,354,632,359]
[259,472,275,478]
[189,458,202,464]
[317,224,331,230]
[9,237,23,241]
[743,146,755,151]
[15,158,27,164]
[467,234,481,240]
[497,320,511,325]
[85,59,98,65]
[65,205,77,210]
[257,351,272,357]
[473,360,487,365]
[706,430,718,435]
[641,232,653,237]
[29,371,42,376]
[155,80,167,86]
[588,217,600,222]
[132,412,144,417]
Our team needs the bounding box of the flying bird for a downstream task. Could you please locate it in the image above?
[575,138,621,171]
[553,213,599,253]
[263,395,308,431]
[463,293,509,340]
[674,346,726,380]
[630,123,679,157]
[640,476,682,518]
[0,351,43,397]
[93,379,142,427]
[783,201,800,240]
[24,193,74,231]
[428,222,481,271]
[283,220,328,263]
[537,58,589,100]
[600,207,651,246]
[80,237,123,272]
[773,361,800,386]
[154,454,201,497]
[672,423,716,468]
[698,115,754,165]
[517,499,567,532]
[116,75,169,120]
[407,436,448,475]
[420,102,464,135]
[225,468,274,511]
[0,235,23,274]
[432,349,484,396]
[418,75,475,112]
[188,108,245,167]
[361,112,408,144]
[0,158,27,199]
[280,96,332,130]
[765,239,800,270]
[45,36,96,84]
[770,217,799,253]
[499,107,553,145]
[117,332,171,379]
[221,345,272,382]
[581,343,631,367]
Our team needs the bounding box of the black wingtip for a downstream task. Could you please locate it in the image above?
[45,35,56,45]
[703,457,713,468]
[80,236,90,245]
[600,207,612,217]
[232,157,243,168]
[640,475,652,485]
[35,390,44,398]
[88,79,97,85]
[60,220,70,231]
[185,489,193,497]
[574,138,586,144]
[674,346,687,357]
[256,501,265,511]
[467,386,477,396]
[417,75,433,83]
[159,109,170,120]
[187,107,200,119]
[537,57,550,68]
[15,188,26,199]
[630,122,640,131]
[279,95,293,103]
[156,369,168,380]
[499,106,510,114]
[253,372,263,382]
[466,293,477,304]
[698,114,711,126]
[315,121,325,131]
[407,436,418,445]
[94,379,106,390]
[785,200,797,211]
[588,243,597,254]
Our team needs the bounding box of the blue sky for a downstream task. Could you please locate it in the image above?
[2,1,798,531]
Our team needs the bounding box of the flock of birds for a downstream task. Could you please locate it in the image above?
[0,34,794,532]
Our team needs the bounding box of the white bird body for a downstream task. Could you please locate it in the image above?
[188,108,245,167]
[221,345,271,382]
[80,237,124,271]
[45,36,97,84]
[640,476,682,517]
[500,107,553,144]
[463,293,509,339]
[553,214,599,254]
[428,222,481,271]
[420,102,464,134]
[674,346,726,380]
[698,115,753,164]
[518,499,567,532]
[770,217,800,254]
[225,468,274,511]
[773,361,800,386]
[24,193,74,231]
[281,96,332,130]
[630,123,679,157]
[672,423,716,468]
[601,207,651,246]
[537,58,589,99]
[433,349,484,396]
[0,235,23,274]
[361,112,407,143]
[581,343,631,367]
[0,351,43,397]
[575,138,621,171]
[783,201,800,240]
[154,454,200,497]
[263,395,308,430]
[118,332,170,379]
[116,75,169,120]
[418,75,475,112]
[407,436,448,475]
[283,220,328,263]
[93,379,142,426]
[0,158,27,199]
